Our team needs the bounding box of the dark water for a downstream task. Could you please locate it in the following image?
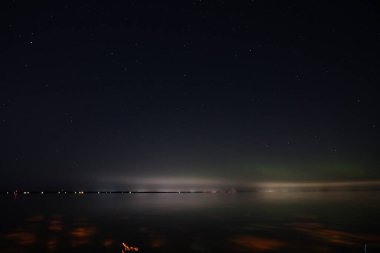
[1,192,380,253]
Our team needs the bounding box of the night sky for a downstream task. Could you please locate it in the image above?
[1,1,379,190]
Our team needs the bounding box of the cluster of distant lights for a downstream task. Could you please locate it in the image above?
[3,188,375,195]
[1,190,229,195]
[3,191,131,195]
[3,184,377,196]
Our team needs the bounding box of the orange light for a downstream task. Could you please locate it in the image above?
[122,242,139,252]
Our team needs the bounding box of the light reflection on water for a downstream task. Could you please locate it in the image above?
[1,192,380,252]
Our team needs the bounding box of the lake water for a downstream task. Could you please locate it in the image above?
[1,191,380,252]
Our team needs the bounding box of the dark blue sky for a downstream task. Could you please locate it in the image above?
[1,1,379,189]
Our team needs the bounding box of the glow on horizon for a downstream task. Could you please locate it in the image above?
[100,175,380,191]
[254,180,380,188]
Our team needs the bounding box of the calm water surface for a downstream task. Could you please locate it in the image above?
[1,192,380,252]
